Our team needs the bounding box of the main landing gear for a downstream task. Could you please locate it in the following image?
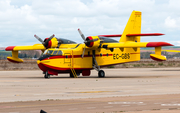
[92,50,105,78]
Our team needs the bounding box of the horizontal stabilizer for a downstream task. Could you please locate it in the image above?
[103,42,173,48]
[98,33,164,38]
[126,33,164,37]
[98,34,122,37]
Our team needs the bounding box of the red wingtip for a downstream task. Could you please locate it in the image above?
[5,46,16,51]
[146,42,174,47]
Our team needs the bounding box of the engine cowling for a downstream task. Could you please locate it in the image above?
[85,36,100,48]
[44,37,58,48]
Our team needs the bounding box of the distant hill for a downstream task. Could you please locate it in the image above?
[141,46,180,50]
[0,47,5,50]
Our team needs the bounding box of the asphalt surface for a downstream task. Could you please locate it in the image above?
[0,68,180,113]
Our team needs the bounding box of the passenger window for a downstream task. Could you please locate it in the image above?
[53,50,58,55]
[57,51,62,55]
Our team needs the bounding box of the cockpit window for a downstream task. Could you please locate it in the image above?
[57,50,63,55]
[43,50,48,55]
[43,50,53,55]
[43,50,63,55]
[52,50,58,55]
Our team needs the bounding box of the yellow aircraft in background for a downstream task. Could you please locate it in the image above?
[5,11,173,78]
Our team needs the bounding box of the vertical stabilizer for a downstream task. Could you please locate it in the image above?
[119,11,141,42]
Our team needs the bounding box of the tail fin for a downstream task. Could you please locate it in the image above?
[119,11,141,42]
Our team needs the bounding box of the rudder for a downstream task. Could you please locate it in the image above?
[119,11,141,42]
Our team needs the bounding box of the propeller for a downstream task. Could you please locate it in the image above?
[78,29,98,58]
[34,34,55,48]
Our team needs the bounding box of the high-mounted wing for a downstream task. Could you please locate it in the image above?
[5,34,58,63]
[5,44,46,63]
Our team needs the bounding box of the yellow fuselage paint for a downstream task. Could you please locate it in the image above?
[38,43,140,70]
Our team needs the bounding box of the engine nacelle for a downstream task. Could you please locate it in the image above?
[44,37,58,48]
[85,36,100,48]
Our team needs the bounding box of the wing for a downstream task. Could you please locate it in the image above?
[161,50,180,52]
[6,44,45,51]
[101,42,173,48]
[101,41,173,61]
[5,44,46,63]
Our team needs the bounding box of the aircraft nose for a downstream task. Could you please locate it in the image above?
[37,60,50,64]
[37,60,41,64]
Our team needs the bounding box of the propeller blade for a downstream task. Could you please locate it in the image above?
[34,35,45,44]
[78,28,86,41]
[81,45,86,58]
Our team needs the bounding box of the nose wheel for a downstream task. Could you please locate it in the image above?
[44,71,50,79]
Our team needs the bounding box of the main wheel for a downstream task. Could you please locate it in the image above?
[76,73,80,76]
[98,70,105,78]
[44,71,50,79]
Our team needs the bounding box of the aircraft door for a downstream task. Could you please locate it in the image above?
[64,53,71,63]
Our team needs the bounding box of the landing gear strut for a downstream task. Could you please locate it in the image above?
[92,50,105,78]
[44,71,50,79]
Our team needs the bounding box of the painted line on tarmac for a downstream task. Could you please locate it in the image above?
[161,104,180,106]
[108,102,144,104]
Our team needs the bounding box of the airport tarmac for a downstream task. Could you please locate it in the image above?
[0,68,180,113]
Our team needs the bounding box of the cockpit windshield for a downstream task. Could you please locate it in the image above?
[43,50,63,55]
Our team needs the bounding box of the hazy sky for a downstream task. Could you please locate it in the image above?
[0,0,180,47]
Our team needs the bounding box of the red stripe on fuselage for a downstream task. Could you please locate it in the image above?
[42,54,113,60]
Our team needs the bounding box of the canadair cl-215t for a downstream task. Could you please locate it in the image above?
[5,11,173,78]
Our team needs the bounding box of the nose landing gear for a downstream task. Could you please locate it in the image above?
[44,71,50,79]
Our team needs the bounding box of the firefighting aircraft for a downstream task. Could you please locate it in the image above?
[5,11,173,78]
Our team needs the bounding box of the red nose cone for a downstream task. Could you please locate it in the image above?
[86,36,94,47]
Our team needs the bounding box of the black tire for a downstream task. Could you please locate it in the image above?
[98,70,105,78]
[76,73,80,76]
[44,71,50,79]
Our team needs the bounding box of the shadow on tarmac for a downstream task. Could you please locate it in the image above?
[23,75,164,79]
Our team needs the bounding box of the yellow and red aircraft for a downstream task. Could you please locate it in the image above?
[5,11,173,78]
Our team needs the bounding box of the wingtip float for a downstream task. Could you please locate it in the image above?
[5,10,173,78]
